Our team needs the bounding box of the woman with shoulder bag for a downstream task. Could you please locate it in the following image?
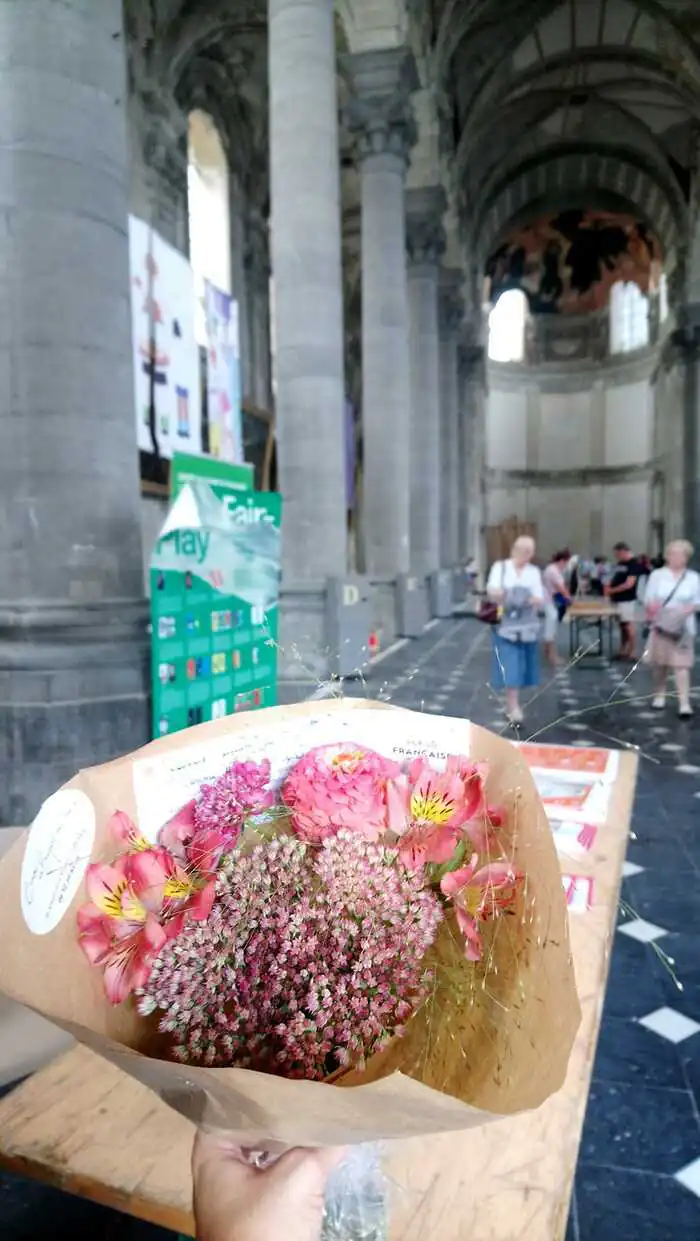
[485,535,544,725]
[645,539,700,718]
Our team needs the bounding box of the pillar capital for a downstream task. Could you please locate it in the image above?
[342,47,418,166]
[406,186,446,267]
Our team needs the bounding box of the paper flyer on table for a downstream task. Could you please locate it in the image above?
[550,819,598,856]
[562,875,595,914]
[517,742,619,784]
[533,772,612,824]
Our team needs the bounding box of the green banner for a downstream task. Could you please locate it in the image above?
[170,451,254,498]
[150,477,281,739]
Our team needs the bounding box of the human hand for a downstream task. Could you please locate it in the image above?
[192,1129,346,1241]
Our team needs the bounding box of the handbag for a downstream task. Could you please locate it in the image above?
[651,573,688,643]
[478,562,505,625]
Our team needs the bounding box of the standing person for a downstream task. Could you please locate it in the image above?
[645,539,700,718]
[542,549,572,667]
[486,535,544,725]
[605,542,643,659]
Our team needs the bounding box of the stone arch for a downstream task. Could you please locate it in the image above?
[472,147,687,277]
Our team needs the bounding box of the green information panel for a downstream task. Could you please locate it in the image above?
[170,451,254,498]
[150,476,281,739]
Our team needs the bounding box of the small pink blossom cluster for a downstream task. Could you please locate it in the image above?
[137,831,442,1078]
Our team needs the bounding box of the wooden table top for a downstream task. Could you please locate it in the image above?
[0,752,638,1241]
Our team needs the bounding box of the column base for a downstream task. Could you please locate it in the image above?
[396,574,430,637]
[429,570,454,619]
[0,600,149,826]
[277,585,330,695]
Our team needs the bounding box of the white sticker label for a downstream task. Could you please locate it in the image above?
[21,790,96,935]
[133,708,471,842]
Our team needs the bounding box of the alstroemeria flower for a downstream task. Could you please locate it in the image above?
[387,759,471,869]
[128,848,215,922]
[79,912,168,1005]
[77,848,214,1003]
[159,799,197,863]
[440,855,520,961]
[282,743,401,844]
[108,809,150,853]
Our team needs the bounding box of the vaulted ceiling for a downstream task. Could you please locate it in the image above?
[431,0,700,285]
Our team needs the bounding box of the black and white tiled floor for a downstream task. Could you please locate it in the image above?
[2,616,700,1238]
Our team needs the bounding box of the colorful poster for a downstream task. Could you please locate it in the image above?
[171,452,253,499]
[205,281,243,463]
[129,216,202,459]
[150,476,281,740]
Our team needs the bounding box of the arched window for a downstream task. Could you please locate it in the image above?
[187,111,231,346]
[488,290,527,363]
[609,280,650,355]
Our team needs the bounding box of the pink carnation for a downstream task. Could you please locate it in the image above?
[281,743,401,844]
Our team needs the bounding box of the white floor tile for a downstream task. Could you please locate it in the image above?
[651,727,669,735]
[638,1007,700,1044]
[676,1156,700,1199]
[622,861,644,877]
[572,739,597,746]
[676,765,700,775]
[661,743,684,753]
[618,918,668,944]
[565,722,588,731]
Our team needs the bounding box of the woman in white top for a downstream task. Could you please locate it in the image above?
[644,539,700,718]
[486,535,545,726]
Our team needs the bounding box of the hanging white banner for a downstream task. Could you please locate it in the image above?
[129,216,203,459]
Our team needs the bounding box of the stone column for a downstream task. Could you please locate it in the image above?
[406,187,446,580]
[0,0,148,824]
[680,317,700,551]
[459,343,488,567]
[246,212,273,412]
[268,0,347,678]
[438,271,463,568]
[344,50,416,634]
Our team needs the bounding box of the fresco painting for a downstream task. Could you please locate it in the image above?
[485,210,662,315]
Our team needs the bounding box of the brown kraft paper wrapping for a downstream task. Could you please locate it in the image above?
[0,699,581,1147]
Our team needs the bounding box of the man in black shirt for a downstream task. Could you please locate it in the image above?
[606,542,642,659]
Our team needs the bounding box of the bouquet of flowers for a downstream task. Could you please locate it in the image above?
[0,701,579,1155]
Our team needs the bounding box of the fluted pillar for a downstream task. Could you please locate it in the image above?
[439,271,463,568]
[345,50,417,593]
[406,187,445,578]
[0,0,148,823]
[268,0,347,677]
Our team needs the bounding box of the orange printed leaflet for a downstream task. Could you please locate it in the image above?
[519,743,618,781]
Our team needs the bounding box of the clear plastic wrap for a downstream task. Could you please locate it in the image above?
[322,1144,387,1241]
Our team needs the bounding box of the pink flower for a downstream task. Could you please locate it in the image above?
[108,810,151,853]
[80,913,167,1005]
[444,757,488,820]
[282,744,401,844]
[77,847,214,1004]
[440,855,520,961]
[159,799,197,862]
[194,760,275,842]
[387,757,473,869]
